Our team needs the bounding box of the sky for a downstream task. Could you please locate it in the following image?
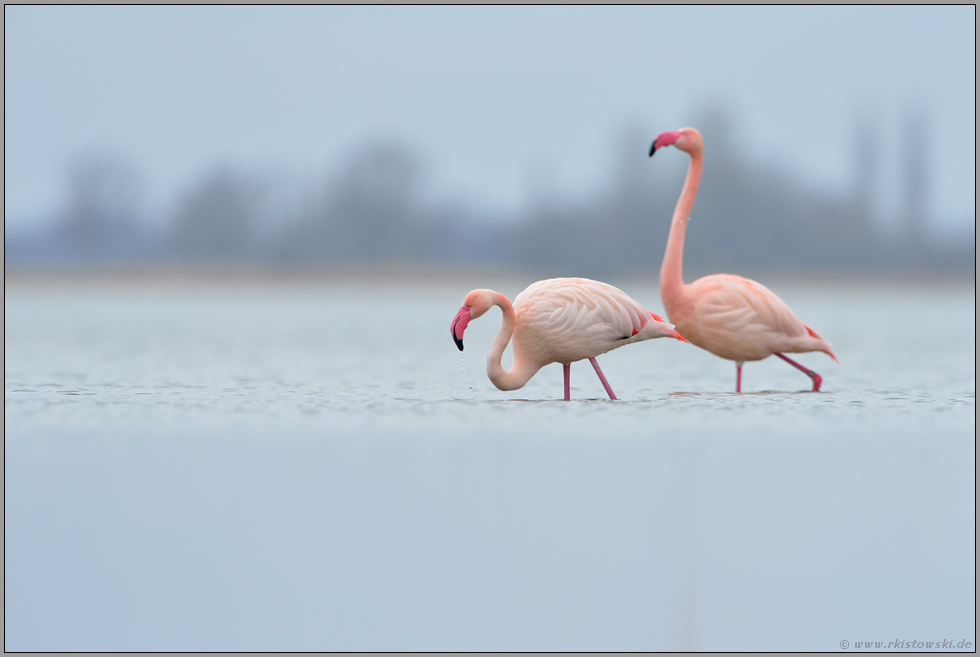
[4,6,976,233]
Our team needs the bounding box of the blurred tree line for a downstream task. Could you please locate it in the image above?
[6,109,974,276]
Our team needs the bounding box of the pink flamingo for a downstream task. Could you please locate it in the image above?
[451,277,687,400]
[650,128,837,392]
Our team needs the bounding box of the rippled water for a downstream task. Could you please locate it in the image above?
[4,277,976,650]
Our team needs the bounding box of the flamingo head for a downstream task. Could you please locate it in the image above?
[649,127,703,157]
[451,289,496,351]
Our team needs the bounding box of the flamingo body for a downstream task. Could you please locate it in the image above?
[651,127,836,391]
[513,278,678,364]
[671,273,833,363]
[451,277,685,399]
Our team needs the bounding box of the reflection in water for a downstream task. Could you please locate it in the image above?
[666,437,699,651]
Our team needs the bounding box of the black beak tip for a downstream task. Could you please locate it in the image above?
[648,141,658,157]
[453,335,464,351]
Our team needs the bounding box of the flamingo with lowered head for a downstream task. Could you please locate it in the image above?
[649,127,836,392]
[451,278,687,400]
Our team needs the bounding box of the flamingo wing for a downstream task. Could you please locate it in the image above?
[688,275,810,360]
[513,278,668,362]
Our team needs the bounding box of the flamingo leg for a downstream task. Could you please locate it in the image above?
[774,353,822,392]
[563,363,571,401]
[589,358,618,400]
[735,363,742,393]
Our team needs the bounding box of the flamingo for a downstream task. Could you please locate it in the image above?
[649,127,837,392]
[451,277,687,400]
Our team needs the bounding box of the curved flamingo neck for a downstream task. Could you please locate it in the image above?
[486,292,537,391]
[660,149,702,309]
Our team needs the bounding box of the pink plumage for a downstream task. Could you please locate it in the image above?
[651,127,837,392]
[451,277,686,400]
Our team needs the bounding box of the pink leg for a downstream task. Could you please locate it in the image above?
[563,363,571,401]
[774,353,822,392]
[589,357,618,400]
[736,363,742,393]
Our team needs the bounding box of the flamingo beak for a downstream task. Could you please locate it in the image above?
[451,306,470,351]
[672,329,689,344]
[649,130,682,156]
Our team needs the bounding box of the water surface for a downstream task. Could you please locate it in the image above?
[5,278,976,650]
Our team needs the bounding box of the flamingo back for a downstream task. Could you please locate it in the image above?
[679,274,832,362]
[512,278,676,365]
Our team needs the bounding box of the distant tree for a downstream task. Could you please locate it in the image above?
[61,155,143,254]
[514,104,892,277]
[170,168,264,258]
[680,105,877,271]
[902,106,929,245]
[851,111,880,221]
[284,141,425,261]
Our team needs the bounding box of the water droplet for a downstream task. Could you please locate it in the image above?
[460,356,474,398]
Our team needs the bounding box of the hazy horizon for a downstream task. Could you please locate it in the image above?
[4,6,976,236]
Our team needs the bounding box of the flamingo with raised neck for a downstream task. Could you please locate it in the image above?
[451,278,687,400]
[649,127,836,392]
